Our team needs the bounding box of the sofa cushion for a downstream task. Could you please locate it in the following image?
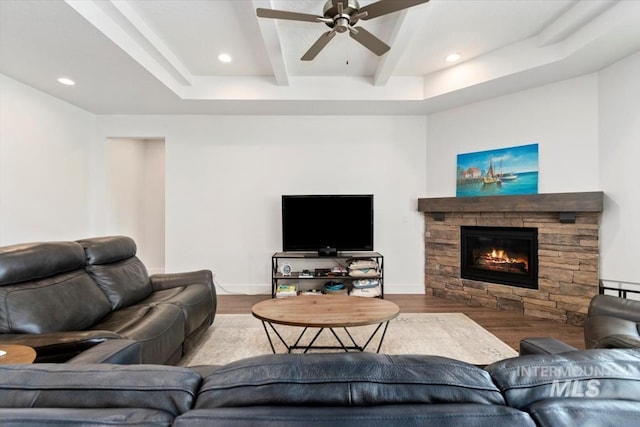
[78,236,152,309]
[486,349,640,410]
[0,241,85,285]
[92,303,185,365]
[0,364,201,417]
[196,353,505,409]
[0,269,112,334]
[78,236,138,265]
[526,399,640,427]
[0,408,175,427]
[141,285,213,336]
[176,405,535,427]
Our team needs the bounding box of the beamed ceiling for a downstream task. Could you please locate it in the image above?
[1,0,639,115]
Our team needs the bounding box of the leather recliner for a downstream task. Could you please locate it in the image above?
[520,294,640,356]
[584,294,640,349]
[0,236,216,364]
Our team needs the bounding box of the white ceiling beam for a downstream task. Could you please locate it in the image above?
[109,0,193,85]
[535,0,615,47]
[64,0,191,95]
[252,0,290,86]
[373,10,408,86]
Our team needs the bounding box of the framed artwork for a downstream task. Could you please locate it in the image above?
[456,143,539,197]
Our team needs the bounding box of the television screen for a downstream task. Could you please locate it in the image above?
[282,194,374,253]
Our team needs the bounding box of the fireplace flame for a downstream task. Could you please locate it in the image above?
[481,248,528,270]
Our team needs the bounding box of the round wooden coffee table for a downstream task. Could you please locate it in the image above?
[252,295,400,353]
[0,344,37,364]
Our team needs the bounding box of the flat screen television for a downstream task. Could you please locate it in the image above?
[282,194,374,255]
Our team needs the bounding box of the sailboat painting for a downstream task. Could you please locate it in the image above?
[456,143,539,197]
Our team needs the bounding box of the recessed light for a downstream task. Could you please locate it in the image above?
[445,53,461,63]
[218,53,232,63]
[57,77,75,86]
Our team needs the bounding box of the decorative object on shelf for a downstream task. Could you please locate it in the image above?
[280,263,292,276]
[349,258,379,278]
[351,278,381,297]
[351,286,382,298]
[331,266,348,275]
[456,143,539,197]
[276,283,297,298]
[299,269,313,278]
[324,281,347,294]
[353,279,380,288]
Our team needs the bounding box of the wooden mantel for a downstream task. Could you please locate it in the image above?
[418,191,603,213]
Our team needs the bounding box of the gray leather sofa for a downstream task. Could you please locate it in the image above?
[520,294,640,356]
[0,236,216,364]
[1,350,639,426]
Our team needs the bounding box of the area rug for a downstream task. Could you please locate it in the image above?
[179,312,518,367]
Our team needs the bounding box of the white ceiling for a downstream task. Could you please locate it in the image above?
[1,0,639,115]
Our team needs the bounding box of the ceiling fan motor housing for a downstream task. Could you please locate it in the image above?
[323,0,361,30]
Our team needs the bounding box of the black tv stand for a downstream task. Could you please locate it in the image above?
[271,251,384,298]
[317,247,337,257]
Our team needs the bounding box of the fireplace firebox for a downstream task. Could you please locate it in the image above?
[460,226,538,289]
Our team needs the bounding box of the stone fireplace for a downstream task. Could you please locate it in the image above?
[418,192,603,326]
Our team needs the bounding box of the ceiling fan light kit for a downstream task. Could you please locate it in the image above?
[257,0,430,61]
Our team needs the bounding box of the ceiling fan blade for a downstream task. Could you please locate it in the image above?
[359,0,430,20]
[349,27,390,56]
[301,31,337,61]
[256,8,323,23]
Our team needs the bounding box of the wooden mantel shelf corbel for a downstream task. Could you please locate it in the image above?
[417,191,603,223]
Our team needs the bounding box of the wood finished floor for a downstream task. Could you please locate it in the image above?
[217,293,585,351]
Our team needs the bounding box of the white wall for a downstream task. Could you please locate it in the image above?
[0,74,95,244]
[426,74,600,196]
[598,51,640,283]
[95,115,427,294]
[105,138,165,273]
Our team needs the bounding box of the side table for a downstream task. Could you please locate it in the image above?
[0,344,37,364]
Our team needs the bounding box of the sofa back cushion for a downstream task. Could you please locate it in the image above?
[0,242,112,334]
[196,353,506,409]
[486,349,640,410]
[77,236,152,309]
[0,364,201,417]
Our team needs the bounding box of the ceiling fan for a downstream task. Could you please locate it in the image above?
[256,0,430,61]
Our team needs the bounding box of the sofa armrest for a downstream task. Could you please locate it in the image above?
[0,330,122,363]
[67,339,142,364]
[150,270,214,292]
[593,334,640,349]
[519,337,578,355]
[588,295,640,323]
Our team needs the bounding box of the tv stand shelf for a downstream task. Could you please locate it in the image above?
[271,252,384,298]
